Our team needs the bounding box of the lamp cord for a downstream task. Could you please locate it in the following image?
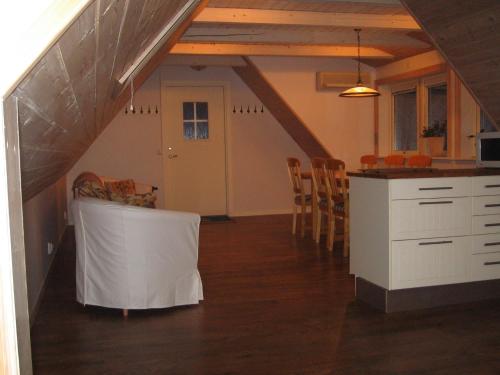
[356,28,361,85]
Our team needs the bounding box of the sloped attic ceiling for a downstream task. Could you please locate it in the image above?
[11,0,207,201]
[401,0,500,128]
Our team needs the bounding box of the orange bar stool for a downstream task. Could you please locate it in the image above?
[408,155,432,168]
[384,154,405,168]
[360,154,378,169]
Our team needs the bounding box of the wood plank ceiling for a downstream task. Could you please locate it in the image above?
[180,0,433,66]
[11,0,207,200]
[401,0,500,127]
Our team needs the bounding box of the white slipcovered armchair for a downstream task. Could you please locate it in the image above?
[73,198,203,316]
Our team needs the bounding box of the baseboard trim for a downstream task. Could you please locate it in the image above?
[356,277,500,313]
[29,225,68,327]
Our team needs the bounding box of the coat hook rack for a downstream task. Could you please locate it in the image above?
[233,103,265,115]
[124,104,159,115]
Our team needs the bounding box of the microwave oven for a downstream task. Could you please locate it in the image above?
[477,131,500,168]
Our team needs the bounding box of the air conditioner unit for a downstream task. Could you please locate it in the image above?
[316,72,371,90]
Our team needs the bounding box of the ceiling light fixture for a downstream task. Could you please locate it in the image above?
[339,28,380,98]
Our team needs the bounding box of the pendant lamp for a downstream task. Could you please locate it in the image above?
[339,29,380,98]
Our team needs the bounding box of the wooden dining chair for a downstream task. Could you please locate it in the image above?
[311,157,335,250]
[326,159,349,256]
[286,157,312,237]
[408,155,432,168]
[360,154,378,169]
[384,154,405,168]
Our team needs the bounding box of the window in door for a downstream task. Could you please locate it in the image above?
[393,88,418,152]
[183,102,209,140]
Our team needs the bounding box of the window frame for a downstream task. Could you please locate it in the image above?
[390,80,419,156]
[389,73,449,156]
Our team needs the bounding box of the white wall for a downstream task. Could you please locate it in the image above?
[23,176,67,319]
[67,57,375,218]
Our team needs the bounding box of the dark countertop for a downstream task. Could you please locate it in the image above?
[347,168,500,179]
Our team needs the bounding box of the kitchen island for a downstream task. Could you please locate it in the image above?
[348,168,500,312]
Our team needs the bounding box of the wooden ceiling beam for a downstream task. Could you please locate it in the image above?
[170,42,394,58]
[194,8,420,30]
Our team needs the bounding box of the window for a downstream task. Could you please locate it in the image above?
[183,102,209,140]
[393,88,417,152]
[480,110,497,133]
[427,83,448,150]
[388,74,448,155]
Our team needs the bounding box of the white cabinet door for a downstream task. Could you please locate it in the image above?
[473,196,500,216]
[391,237,470,289]
[473,176,500,196]
[391,197,472,240]
[470,252,500,282]
[472,214,500,235]
[472,233,500,254]
[390,177,471,200]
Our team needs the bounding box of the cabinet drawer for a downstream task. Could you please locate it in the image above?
[390,177,471,200]
[470,252,500,282]
[473,196,500,215]
[472,233,500,254]
[391,197,471,240]
[472,214,500,235]
[391,237,469,289]
[473,176,500,196]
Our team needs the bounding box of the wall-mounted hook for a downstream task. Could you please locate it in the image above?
[132,106,136,114]
[261,105,264,113]
[254,105,257,113]
[155,105,159,114]
[240,106,243,114]
[140,105,143,114]
[125,106,128,115]
[233,106,236,114]
[247,105,250,113]
[148,105,151,114]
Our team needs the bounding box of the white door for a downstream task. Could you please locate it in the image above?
[162,85,227,215]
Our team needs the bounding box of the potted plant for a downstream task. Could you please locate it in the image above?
[421,121,446,156]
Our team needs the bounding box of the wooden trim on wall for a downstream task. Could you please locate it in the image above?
[375,63,447,86]
[446,67,453,158]
[454,72,462,158]
[374,85,379,156]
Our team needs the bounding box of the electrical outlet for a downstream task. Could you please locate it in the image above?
[47,242,54,255]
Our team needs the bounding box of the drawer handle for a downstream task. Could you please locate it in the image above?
[419,240,453,246]
[485,223,500,227]
[485,204,500,208]
[484,242,500,247]
[485,184,500,188]
[419,201,453,205]
[484,261,500,266]
[418,187,453,191]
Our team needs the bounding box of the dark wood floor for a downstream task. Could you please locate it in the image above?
[31,215,500,375]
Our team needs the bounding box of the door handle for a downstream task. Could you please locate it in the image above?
[418,187,453,191]
[418,240,453,246]
[419,201,453,205]
[168,154,178,159]
[485,204,500,208]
